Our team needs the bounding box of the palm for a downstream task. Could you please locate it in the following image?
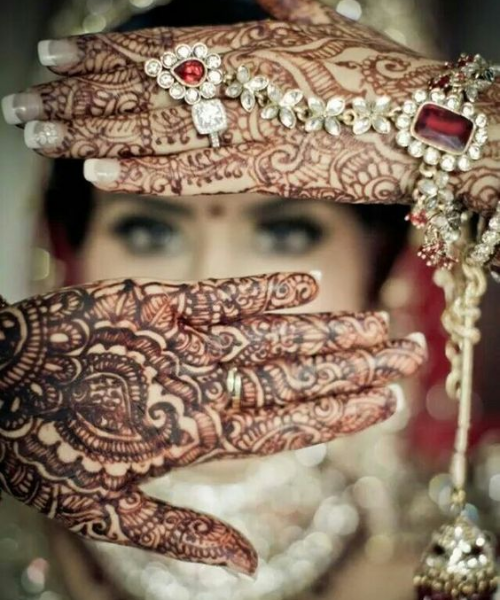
[0,272,426,572]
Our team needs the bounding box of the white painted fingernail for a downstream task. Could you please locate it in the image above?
[2,93,43,125]
[38,39,80,68]
[24,121,65,149]
[407,332,427,352]
[84,159,121,184]
[378,311,390,327]
[389,384,406,411]
[309,270,323,283]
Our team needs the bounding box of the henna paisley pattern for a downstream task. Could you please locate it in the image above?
[0,273,426,572]
[10,9,498,225]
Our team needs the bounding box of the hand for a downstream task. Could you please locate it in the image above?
[4,7,499,216]
[0,273,426,573]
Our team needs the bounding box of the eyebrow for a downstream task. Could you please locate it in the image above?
[111,195,194,218]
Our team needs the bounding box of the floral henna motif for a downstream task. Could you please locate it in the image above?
[15,14,497,223]
[90,137,413,205]
[0,273,426,571]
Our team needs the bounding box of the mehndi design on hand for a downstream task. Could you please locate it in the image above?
[0,273,426,573]
[6,10,499,227]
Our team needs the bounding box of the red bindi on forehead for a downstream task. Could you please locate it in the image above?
[207,203,226,218]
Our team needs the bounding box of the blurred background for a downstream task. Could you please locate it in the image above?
[0,1,499,599]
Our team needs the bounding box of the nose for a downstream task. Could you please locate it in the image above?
[192,214,236,280]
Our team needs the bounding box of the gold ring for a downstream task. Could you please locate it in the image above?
[226,367,243,408]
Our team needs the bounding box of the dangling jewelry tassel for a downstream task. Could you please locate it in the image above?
[413,262,498,600]
[415,494,498,599]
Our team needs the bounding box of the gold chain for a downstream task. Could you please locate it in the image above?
[434,260,487,499]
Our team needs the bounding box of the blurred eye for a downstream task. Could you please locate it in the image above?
[111,215,185,256]
[255,217,325,255]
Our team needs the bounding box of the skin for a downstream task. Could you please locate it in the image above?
[81,192,369,311]
[77,190,382,487]
[0,0,438,579]
[12,5,500,226]
[0,272,426,574]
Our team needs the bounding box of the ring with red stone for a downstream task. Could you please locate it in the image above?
[144,43,227,147]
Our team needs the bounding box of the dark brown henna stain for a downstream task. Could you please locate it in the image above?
[27,17,499,214]
[236,338,426,408]
[0,274,425,570]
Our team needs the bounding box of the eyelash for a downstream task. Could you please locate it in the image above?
[110,213,326,258]
[111,215,183,256]
[255,216,325,255]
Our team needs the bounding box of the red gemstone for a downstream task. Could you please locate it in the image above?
[409,210,428,228]
[413,103,474,154]
[173,59,206,86]
[433,74,451,89]
[458,54,474,67]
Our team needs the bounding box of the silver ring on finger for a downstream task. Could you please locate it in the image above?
[226,367,243,410]
[144,43,227,148]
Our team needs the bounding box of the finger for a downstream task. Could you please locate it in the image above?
[221,386,399,457]
[79,130,415,203]
[212,311,390,364]
[11,66,176,124]
[172,272,318,326]
[234,336,426,408]
[60,489,257,574]
[82,144,272,196]
[22,101,263,158]
[257,0,336,24]
[36,22,270,76]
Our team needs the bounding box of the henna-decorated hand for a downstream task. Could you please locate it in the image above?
[0,272,426,573]
[3,1,499,217]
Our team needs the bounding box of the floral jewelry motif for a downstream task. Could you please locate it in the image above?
[261,85,304,129]
[305,97,345,135]
[225,66,269,113]
[222,53,498,270]
[432,53,500,102]
[144,43,223,105]
[223,67,393,139]
[145,44,226,147]
[350,96,393,135]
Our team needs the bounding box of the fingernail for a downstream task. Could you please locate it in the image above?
[38,39,80,68]
[24,121,65,149]
[378,311,390,327]
[309,270,323,283]
[389,384,406,412]
[407,332,427,352]
[2,93,43,125]
[84,159,121,184]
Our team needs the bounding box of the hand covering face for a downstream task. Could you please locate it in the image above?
[0,272,426,573]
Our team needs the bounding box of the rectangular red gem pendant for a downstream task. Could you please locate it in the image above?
[412,103,475,155]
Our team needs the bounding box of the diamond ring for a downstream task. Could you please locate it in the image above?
[144,43,227,148]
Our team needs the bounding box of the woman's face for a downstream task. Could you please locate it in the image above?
[79,192,370,313]
[58,192,376,596]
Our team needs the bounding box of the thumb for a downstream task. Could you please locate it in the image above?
[256,0,336,24]
[82,490,258,574]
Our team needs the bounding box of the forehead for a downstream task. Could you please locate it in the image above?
[95,192,339,218]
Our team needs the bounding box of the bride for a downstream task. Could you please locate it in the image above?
[1,0,498,598]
